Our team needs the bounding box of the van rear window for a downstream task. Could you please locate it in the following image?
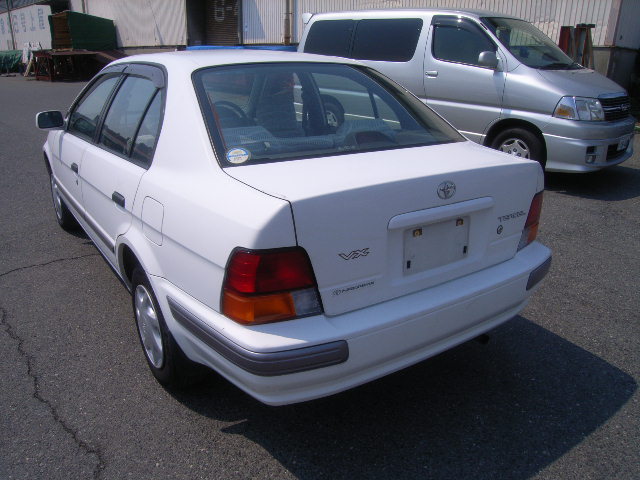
[352,19,423,62]
[304,20,355,57]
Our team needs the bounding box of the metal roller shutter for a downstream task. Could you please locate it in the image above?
[205,0,240,45]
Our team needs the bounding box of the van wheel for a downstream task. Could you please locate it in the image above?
[321,95,345,129]
[132,268,203,388]
[491,128,546,168]
[50,172,78,231]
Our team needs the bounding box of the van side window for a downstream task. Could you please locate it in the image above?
[352,19,423,62]
[304,20,355,57]
[432,17,496,67]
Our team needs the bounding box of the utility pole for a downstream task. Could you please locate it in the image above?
[6,0,17,50]
[284,0,293,45]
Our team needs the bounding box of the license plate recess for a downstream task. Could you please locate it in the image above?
[403,216,469,274]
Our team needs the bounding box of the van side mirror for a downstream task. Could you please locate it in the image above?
[478,51,499,69]
[36,111,64,130]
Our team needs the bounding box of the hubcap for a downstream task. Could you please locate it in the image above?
[50,175,63,220]
[499,138,530,158]
[135,285,164,368]
[326,110,339,128]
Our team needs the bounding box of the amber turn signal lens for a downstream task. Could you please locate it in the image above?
[222,289,297,325]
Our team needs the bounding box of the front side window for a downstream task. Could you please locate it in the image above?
[194,63,463,167]
[432,18,496,66]
[99,76,157,157]
[352,18,423,62]
[482,17,580,69]
[68,75,120,141]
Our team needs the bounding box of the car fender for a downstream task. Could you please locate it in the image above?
[116,226,164,287]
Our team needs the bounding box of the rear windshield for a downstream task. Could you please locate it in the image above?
[193,63,463,167]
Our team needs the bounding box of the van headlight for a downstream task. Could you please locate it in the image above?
[553,96,605,121]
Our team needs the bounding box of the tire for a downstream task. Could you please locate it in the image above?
[321,95,345,130]
[49,172,78,231]
[131,268,203,388]
[491,128,546,168]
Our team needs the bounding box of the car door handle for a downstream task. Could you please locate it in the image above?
[425,70,439,78]
[71,162,78,173]
[112,191,125,208]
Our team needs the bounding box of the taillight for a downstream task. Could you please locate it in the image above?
[222,247,323,325]
[518,191,544,251]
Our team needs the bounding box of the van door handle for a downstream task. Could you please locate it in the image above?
[71,162,78,173]
[425,70,439,78]
[112,191,125,208]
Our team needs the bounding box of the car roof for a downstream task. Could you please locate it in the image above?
[306,8,522,21]
[108,49,361,73]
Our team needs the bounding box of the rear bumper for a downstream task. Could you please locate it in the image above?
[152,242,551,405]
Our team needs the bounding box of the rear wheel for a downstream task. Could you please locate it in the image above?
[132,267,203,388]
[49,172,78,230]
[491,128,546,168]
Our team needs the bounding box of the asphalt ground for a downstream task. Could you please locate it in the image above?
[0,74,638,480]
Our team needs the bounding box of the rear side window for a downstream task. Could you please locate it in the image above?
[68,76,120,141]
[131,92,163,166]
[352,19,423,62]
[99,76,157,156]
[432,17,496,66]
[304,20,355,57]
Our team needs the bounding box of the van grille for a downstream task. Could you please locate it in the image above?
[599,95,631,122]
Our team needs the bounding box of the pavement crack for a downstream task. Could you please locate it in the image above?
[0,307,106,479]
[0,253,100,279]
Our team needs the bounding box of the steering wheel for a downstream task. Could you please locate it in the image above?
[214,101,252,127]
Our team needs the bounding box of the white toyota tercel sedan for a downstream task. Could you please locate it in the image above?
[37,50,551,405]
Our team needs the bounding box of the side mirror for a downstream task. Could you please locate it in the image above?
[478,51,499,69]
[36,111,64,130]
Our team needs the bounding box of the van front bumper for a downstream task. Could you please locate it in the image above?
[152,242,551,405]
[543,115,635,172]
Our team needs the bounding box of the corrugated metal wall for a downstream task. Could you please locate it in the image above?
[243,0,286,43]
[243,0,619,47]
[84,0,186,47]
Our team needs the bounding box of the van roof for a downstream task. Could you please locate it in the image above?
[305,8,522,22]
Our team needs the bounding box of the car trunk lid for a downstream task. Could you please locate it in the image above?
[225,141,541,316]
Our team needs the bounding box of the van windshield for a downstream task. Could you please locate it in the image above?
[482,17,583,70]
[193,63,463,167]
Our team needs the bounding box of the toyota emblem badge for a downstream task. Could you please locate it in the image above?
[437,181,456,200]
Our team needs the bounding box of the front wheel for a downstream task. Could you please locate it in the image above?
[132,268,203,388]
[491,128,546,168]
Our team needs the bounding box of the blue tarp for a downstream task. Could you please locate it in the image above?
[186,45,297,52]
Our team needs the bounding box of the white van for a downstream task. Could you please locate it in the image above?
[298,9,635,172]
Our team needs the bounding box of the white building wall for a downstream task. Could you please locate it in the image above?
[0,4,51,51]
[82,0,186,47]
[0,12,12,50]
[243,0,620,47]
[69,0,85,14]
[242,0,286,43]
